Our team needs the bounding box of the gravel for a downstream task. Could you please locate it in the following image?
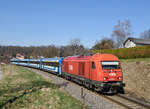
[29,68,126,109]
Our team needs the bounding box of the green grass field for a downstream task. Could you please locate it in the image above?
[0,65,88,109]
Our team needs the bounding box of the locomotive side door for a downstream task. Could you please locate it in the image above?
[89,61,97,80]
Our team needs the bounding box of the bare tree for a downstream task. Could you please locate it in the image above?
[69,38,81,47]
[140,29,150,39]
[112,19,133,48]
[92,38,114,50]
[69,38,83,55]
[59,38,90,56]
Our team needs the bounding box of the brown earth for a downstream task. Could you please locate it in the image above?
[121,61,150,102]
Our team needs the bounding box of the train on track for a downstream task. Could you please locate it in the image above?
[10,53,125,93]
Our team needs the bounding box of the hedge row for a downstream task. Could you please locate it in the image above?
[93,45,150,59]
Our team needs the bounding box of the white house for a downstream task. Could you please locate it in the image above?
[123,37,150,48]
[16,53,25,59]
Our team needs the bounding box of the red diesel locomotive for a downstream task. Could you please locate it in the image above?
[62,53,125,93]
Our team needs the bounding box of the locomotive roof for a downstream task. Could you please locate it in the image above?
[92,53,119,61]
[65,55,92,60]
[64,53,119,61]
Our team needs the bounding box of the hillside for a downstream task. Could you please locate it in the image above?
[121,59,150,102]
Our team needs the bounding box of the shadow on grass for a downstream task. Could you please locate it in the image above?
[0,80,59,108]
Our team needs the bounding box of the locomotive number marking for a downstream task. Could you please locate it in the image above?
[69,65,73,71]
[109,73,116,76]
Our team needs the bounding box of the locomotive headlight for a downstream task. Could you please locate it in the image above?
[118,77,122,80]
[104,77,107,80]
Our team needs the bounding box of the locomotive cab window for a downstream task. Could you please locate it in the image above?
[92,62,96,69]
[101,61,120,69]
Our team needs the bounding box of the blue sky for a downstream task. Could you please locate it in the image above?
[0,0,150,48]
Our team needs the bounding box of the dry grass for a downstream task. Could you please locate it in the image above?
[0,65,88,109]
[121,61,150,102]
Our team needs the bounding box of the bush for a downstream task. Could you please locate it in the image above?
[93,45,150,59]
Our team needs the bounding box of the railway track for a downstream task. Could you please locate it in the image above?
[100,94,149,109]
[82,86,150,109]
[28,67,150,109]
[117,94,150,109]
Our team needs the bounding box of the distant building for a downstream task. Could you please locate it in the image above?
[123,37,150,48]
[16,53,25,59]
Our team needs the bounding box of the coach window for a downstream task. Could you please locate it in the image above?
[92,62,96,69]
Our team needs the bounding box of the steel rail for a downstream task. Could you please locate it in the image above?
[117,94,150,109]
[98,94,132,109]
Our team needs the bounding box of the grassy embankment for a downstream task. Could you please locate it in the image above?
[0,65,88,109]
[120,58,150,62]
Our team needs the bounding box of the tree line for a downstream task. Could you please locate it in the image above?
[0,39,91,63]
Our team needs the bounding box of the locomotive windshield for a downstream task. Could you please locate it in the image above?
[101,61,120,69]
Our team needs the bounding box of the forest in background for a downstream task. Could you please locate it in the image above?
[0,40,90,63]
